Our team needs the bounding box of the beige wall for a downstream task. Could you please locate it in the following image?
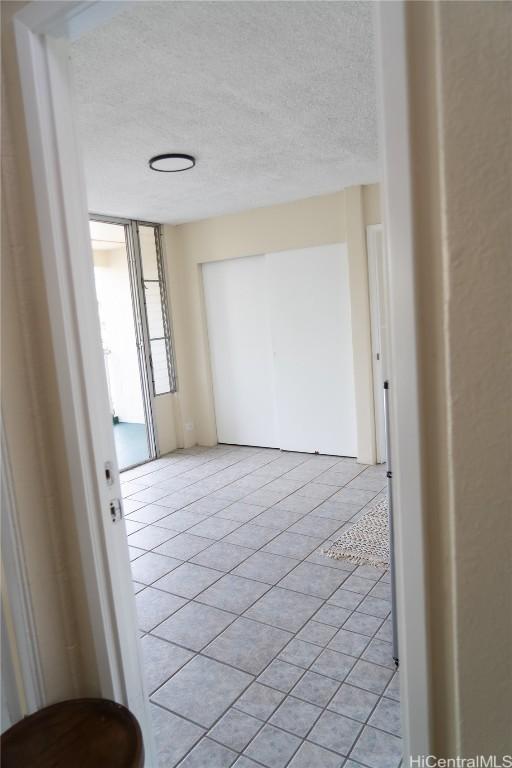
[407,0,512,756]
[164,186,381,464]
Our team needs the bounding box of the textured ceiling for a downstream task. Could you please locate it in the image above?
[70,1,378,224]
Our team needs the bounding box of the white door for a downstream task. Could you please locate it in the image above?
[202,255,279,447]
[267,244,357,456]
[203,244,357,456]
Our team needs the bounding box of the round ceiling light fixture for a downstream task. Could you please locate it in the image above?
[149,153,196,173]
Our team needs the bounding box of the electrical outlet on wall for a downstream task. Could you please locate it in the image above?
[184,421,194,432]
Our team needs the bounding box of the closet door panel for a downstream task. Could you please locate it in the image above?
[266,244,357,456]
[202,256,278,447]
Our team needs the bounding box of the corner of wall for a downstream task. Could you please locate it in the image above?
[345,185,378,465]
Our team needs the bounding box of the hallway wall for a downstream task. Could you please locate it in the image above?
[406,0,512,755]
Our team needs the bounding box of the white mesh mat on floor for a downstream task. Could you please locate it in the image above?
[323,497,390,568]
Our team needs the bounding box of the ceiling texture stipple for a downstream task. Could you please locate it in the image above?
[70,1,379,224]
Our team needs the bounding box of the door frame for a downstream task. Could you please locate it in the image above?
[12,0,431,758]
[367,224,387,464]
[12,4,157,764]
[90,213,160,468]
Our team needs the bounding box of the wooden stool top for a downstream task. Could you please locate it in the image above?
[1,698,144,768]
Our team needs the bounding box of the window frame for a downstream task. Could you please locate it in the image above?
[137,222,177,396]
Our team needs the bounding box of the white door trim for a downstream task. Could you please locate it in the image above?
[11,0,431,760]
[12,3,156,763]
[376,1,432,755]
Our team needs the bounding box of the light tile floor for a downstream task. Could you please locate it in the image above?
[121,445,402,768]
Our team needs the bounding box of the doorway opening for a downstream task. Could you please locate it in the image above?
[89,216,176,471]
[12,0,431,762]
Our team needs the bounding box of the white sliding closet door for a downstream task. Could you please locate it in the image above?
[202,255,279,447]
[202,244,357,456]
[267,244,357,456]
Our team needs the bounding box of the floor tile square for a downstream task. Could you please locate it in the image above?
[233,552,300,585]
[233,758,261,768]
[191,541,253,572]
[196,574,270,614]
[184,497,231,516]
[141,635,193,693]
[154,532,215,560]
[362,638,395,669]
[288,515,342,539]
[290,670,340,708]
[128,504,171,525]
[131,552,181,585]
[204,617,292,675]
[150,704,204,768]
[358,595,391,619]
[270,695,322,737]
[278,639,322,668]
[353,565,386,581]
[329,588,363,611]
[296,620,338,646]
[129,486,169,503]
[308,709,362,756]
[257,659,304,693]
[370,581,392,601]
[244,723,301,768]
[208,709,263,752]
[151,654,252,728]
[340,574,376,596]
[135,587,187,631]
[310,648,356,682]
[153,509,210,533]
[343,612,383,637]
[346,660,394,694]
[287,741,344,768]
[153,562,223,599]
[244,587,322,632]
[177,737,238,768]
[295,482,337,501]
[278,561,348,599]
[252,508,305,531]
[216,502,267,523]
[332,488,378,506]
[273,495,321,515]
[312,500,360,521]
[313,604,352,628]
[153,601,235,651]
[234,682,285,720]
[262,532,323,559]
[328,628,370,657]
[350,725,402,768]
[224,523,280,549]
[128,525,177,551]
[188,516,243,540]
[369,696,401,736]
[328,683,378,722]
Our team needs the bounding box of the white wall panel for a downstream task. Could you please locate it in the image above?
[267,244,357,456]
[202,256,279,447]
